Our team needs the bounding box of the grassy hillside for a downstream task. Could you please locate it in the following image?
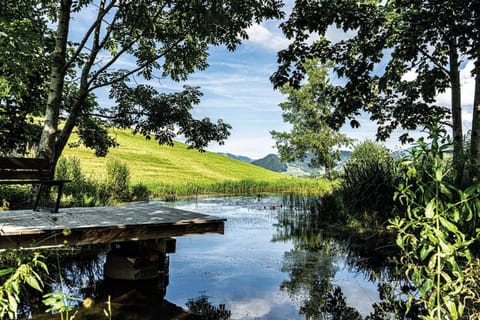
[62,129,328,195]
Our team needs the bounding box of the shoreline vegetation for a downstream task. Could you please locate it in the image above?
[1,129,335,210]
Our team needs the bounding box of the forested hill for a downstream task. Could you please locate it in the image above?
[62,129,290,188]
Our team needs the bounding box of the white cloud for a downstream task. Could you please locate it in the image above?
[228,291,293,319]
[246,24,291,52]
[207,136,278,160]
[326,26,357,44]
[436,61,476,108]
[230,298,272,319]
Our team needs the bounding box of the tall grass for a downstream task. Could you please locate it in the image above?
[342,140,399,220]
[149,178,333,199]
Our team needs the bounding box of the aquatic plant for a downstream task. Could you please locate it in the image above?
[342,140,399,219]
[388,124,480,319]
[0,252,47,319]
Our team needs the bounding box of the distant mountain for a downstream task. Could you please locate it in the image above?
[251,151,353,177]
[218,153,253,163]
[218,150,354,177]
[251,154,288,172]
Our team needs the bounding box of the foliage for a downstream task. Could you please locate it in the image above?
[271,0,479,180]
[56,157,133,206]
[0,0,284,166]
[388,125,480,319]
[130,183,151,201]
[0,252,47,319]
[43,291,82,320]
[105,159,130,201]
[271,59,352,179]
[56,157,104,207]
[342,140,399,219]
[0,185,31,210]
[186,295,231,320]
[0,0,50,155]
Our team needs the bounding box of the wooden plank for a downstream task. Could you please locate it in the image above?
[0,202,225,249]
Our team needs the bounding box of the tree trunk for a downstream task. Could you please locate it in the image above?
[37,0,72,174]
[324,159,331,180]
[470,62,480,182]
[54,95,85,164]
[449,42,464,186]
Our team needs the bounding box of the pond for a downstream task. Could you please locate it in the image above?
[10,195,396,319]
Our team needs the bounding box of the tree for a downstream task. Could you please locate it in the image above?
[271,0,479,185]
[1,0,284,171]
[0,0,51,155]
[271,60,352,179]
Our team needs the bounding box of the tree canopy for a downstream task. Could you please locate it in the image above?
[1,0,283,167]
[0,0,51,154]
[271,60,352,178]
[271,0,480,183]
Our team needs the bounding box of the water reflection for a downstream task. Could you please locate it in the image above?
[1,195,401,319]
[274,194,399,319]
[4,243,231,320]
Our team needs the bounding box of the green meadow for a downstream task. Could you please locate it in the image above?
[62,129,331,196]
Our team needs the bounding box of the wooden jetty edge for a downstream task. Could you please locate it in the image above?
[0,202,226,250]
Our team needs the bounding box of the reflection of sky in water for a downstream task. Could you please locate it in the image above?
[164,196,380,319]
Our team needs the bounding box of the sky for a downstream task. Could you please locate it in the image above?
[162,17,477,160]
[74,3,477,160]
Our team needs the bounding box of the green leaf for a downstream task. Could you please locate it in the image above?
[444,299,458,319]
[0,267,14,277]
[425,199,435,218]
[7,293,17,315]
[395,235,404,249]
[419,278,434,298]
[439,217,459,234]
[439,183,452,198]
[25,275,43,292]
[412,269,421,285]
[420,245,434,261]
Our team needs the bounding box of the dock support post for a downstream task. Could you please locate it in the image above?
[103,238,176,298]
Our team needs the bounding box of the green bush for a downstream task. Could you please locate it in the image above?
[105,159,130,201]
[56,157,101,207]
[342,141,399,219]
[56,157,150,205]
[131,183,151,201]
[0,185,31,210]
[388,125,480,318]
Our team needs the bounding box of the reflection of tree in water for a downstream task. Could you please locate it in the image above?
[274,195,362,319]
[2,245,110,318]
[275,194,407,319]
[275,194,426,319]
[186,294,231,320]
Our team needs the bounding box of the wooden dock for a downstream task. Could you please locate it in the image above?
[0,202,225,250]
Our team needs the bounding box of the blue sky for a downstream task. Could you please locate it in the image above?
[73,3,477,160]
[186,21,477,159]
[179,25,293,159]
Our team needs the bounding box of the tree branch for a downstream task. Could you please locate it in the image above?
[64,0,116,71]
[86,3,173,90]
[416,44,451,80]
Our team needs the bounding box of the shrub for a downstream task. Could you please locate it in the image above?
[131,183,151,201]
[105,159,130,201]
[388,125,480,318]
[342,140,399,219]
[0,185,31,210]
[55,157,99,207]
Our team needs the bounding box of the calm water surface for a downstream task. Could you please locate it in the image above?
[163,196,381,319]
[18,195,393,319]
